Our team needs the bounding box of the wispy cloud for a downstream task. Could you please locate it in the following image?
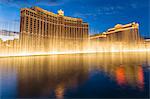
[0,0,68,8]
[72,1,145,19]
[73,5,122,19]
[73,13,94,18]
[130,3,138,9]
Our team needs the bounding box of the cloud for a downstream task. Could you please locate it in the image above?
[96,6,123,15]
[130,3,138,9]
[36,0,67,6]
[0,0,67,8]
[87,3,143,17]
[73,13,94,19]
[73,5,121,19]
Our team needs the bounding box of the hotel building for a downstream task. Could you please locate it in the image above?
[90,22,141,43]
[20,6,89,52]
[90,22,142,51]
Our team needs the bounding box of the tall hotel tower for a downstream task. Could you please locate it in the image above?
[20,6,89,53]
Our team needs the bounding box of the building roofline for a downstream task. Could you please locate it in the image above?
[21,6,86,22]
[107,22,139,32]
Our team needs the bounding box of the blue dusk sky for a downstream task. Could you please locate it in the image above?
[0,0,149,37]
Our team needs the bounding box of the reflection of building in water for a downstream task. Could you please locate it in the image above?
[115,65,144,90]
[137,66,144,89]
[20,6,89,52]
[86,52,148,89]
[0,53,149,97]
[116,66,126,85]
[55,84,65,99]
[0,55,89,98]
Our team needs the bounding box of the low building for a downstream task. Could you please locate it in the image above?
[90,22,141,44]
[145,39,150,49]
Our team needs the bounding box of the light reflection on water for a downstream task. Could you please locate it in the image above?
[0,52,149,98]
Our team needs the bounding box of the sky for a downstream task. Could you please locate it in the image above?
[0,0,149,37]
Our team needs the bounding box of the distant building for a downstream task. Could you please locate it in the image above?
[145,39,150,42]
[145,39,150,48]
[0,38,2,46]
[0,30,19,41]
[90,22,141,44]
[0,30,19,54]
[0,30,19,35]
[20,6,89,52]
[90,33,107,42]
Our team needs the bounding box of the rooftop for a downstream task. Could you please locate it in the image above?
[21,6,85,22]
[107,22,139,32]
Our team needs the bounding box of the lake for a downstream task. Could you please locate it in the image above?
[0,52,149,98]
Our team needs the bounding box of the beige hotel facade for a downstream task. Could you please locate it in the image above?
[20,6,89,52]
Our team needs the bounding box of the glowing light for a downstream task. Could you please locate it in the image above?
[55,85,65,99]
[116,66,126,86]
[137,66,144,90]
[0,20,150,57]
[0,49,149,58]
[0,34,19,41]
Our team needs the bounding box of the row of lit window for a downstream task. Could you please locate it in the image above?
[23,16,88,28]
[25,22,88,36]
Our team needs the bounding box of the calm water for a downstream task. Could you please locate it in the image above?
[0,52,150,99]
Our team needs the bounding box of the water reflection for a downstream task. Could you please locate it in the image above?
[116,65,126,86]
[115,65,145,89]
[0,52,149,98]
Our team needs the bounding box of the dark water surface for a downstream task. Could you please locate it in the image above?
[0,52,150,98]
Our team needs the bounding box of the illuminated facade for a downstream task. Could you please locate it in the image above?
[0,30,19,55]
[0,8,149,57]
[89,22,145,52]
[145,39,150,49]
[20,6,89,52]
[90,22,141,43]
